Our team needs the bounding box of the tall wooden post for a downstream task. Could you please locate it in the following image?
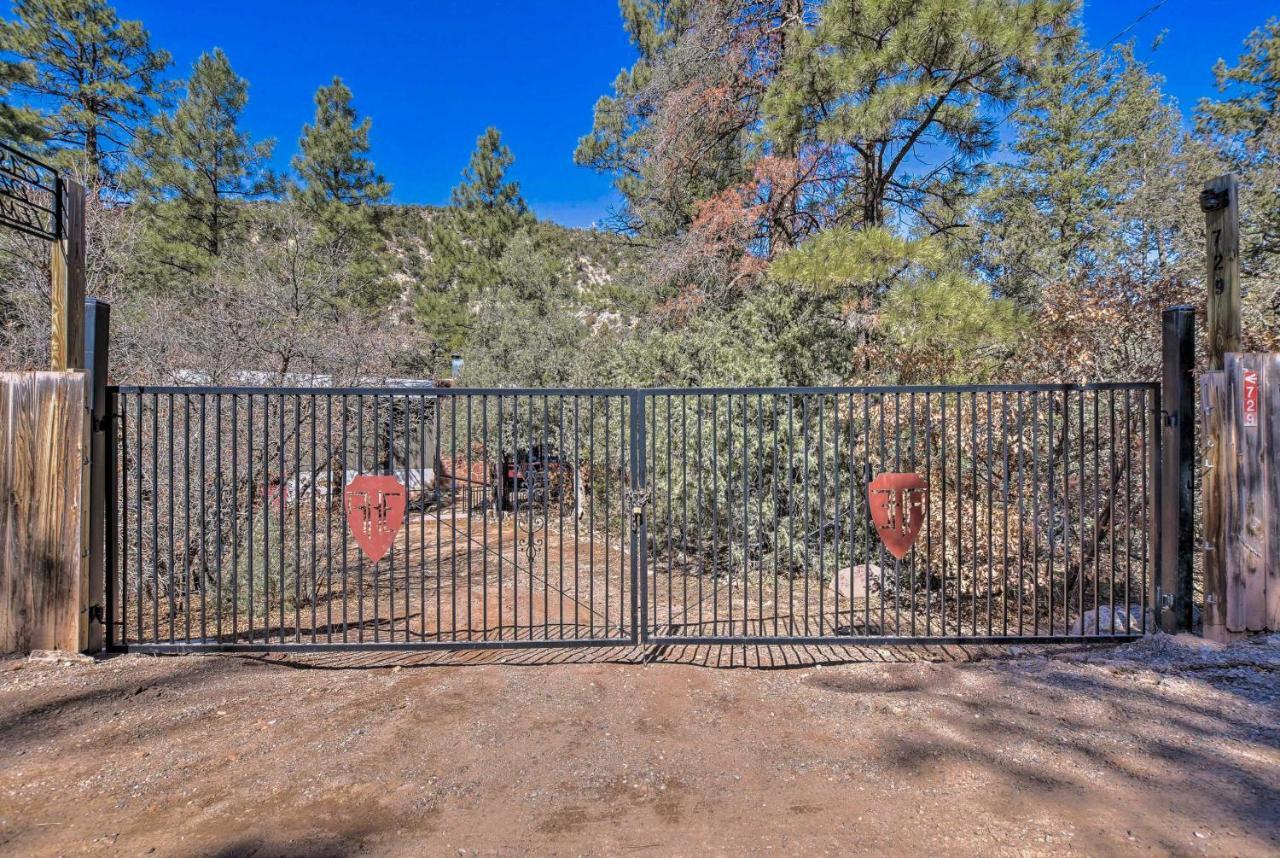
[1160,306,1196,633]
[50,178,86,372]
[1201,174,1240,371]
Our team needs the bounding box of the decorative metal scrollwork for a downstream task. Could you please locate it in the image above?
[0,142,60,241]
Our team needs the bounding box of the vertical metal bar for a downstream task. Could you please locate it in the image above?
[1145,386,1157,635]
[293,396,302,643]
[986,391,994,636]
[1160,306,1195,632]
[697,394,704,635]
[909,391,917,636]
[832,393,842,637]
[924,391,932,637]
[726,394,734,636]
[862,393,872,634]
[603,396,611,638]
[435,394,444,639]
[1031,392,1041,636]
[166,393,175,644]
[1124,389,1134,634]
[326,395,333,643]
[940,392,947,635]
[355,395,364,640]
[711,395,719,636]
[1078,388,1086,634]
[632,391,646,644]
[340,395,349,641]
[404,394,412,642]
[896,394,906,635]
[970,391,978,638]
[742,393,749,637]
[497,395,505,640]
[1108,390,1117,633]
[1047,393,1056,634]
[247,396,255,642]
[816,395,826,636]
[279,395,288,643]
[469,395,477,641]
[1001,392,1010,636]
[571,396,578,638]
[1092,391,1101,634]
[788,395,797,634]
[1016,391,1025,636]
[452,394,460,641]
[106,389,120,649]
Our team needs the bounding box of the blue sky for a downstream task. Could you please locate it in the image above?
[107,0,1276,228]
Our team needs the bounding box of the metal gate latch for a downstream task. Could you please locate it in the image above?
[627,488,651,521]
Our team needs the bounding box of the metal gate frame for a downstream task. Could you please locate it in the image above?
[104,382,1159,653]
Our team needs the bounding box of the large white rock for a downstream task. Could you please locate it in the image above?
[829,564,881,600]
[1069,604,1155,635]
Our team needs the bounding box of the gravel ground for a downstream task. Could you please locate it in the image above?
[1,634,1277,857]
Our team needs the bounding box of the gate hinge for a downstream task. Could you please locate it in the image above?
[87,603,105,625]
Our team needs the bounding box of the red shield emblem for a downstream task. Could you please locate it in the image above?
[868,473,928,560]
[345,475,406,563]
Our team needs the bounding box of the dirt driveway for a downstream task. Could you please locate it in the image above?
[1,635,1277,857]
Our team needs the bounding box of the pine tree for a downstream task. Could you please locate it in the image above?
[415,127,531,357]
[763,0,1074,232]
[0,55,43,146]
[127,49,274,280]
[288,77,393,308]
[0,0,171,182]
[976,41,1205,304]
[449,127,528,263]
[1197,18,1280,267]
[292,76,389,211]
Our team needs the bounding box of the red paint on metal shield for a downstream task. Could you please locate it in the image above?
[868,472,928,560]
[345,475,406,563]
[1243,368,1259,428]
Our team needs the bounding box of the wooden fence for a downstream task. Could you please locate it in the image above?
[1200,352,1280,641]
[0,372,87,652]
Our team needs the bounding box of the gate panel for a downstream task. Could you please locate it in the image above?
[109,387,636,651]
[642,384,1158,644]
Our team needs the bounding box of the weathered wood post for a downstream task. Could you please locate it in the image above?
[50,178,86,372]
[1160,306,1196,633]
[1201,354,1280,641]
[1201,174,1239,371]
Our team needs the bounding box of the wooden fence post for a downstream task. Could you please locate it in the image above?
[1201,174,1240,371]
[50,178,86,373]
[1160,306,1196,632]
[0,373,87,653]
[1201,352,1280,641]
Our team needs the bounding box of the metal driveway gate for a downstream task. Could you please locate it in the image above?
[104,383,1157,652]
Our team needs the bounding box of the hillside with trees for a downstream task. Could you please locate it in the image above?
[1,0,1277,387]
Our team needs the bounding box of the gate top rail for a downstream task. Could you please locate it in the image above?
[107,381,1158,397]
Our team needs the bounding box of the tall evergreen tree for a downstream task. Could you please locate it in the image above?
[1197,18,1280,269]
[764,0,1074,233]
[290,76,392,308]
[415,127,530,358]
[0,0,170,182]
[976,41,1204,303]
[292,76,389,210]
[127,49,274,279]
[449,127,528,263]
[0,55,43,146]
